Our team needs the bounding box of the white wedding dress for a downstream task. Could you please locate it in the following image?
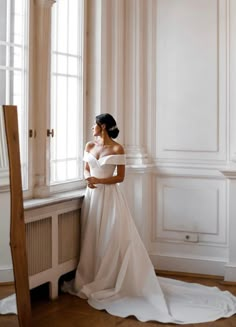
[0,294,17,315]
[62,152,236,324]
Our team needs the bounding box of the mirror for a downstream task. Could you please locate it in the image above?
[0,105,31,326]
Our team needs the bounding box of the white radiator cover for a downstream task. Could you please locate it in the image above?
[24,198,82,299]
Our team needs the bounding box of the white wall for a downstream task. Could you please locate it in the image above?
[0,106,13,282]
[152,0,236,279]
[0,190,13,282]
[87,0,236,279]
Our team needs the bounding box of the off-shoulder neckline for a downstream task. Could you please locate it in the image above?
[85,151,125,161]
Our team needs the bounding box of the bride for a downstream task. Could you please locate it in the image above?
[62,113,236,324]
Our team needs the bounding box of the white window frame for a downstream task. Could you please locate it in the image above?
[28,0,87,198]
[49,0,86,193]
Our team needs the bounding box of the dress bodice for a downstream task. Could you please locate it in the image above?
[83,151,126,179]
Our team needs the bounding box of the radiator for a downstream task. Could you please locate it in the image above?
[24,198,82,299]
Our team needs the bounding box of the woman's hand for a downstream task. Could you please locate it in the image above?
[86,176,99,188]
[87,183,96,189]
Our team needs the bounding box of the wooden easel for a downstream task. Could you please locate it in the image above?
[3,105,32,327]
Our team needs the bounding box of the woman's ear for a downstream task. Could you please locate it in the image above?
[101,124,106,130]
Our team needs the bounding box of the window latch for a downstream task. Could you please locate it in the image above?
[47,129,54,137]
[29,129,36,138]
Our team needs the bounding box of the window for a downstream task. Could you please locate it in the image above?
[0,0,29,189]
[0,0,86,196]
[50,0,85,185]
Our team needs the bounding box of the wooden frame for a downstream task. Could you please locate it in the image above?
[3,105,32,327]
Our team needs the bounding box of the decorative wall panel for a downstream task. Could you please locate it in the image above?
[156,0,227,161]
[155,176,227,245]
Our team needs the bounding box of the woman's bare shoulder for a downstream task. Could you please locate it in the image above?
[113,142,125,155]
[84,141,95,152]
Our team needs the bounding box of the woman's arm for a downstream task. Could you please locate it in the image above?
[84,161,91,179]
[84,142,98,188]
[84,162,98,189]
[86,164,125,186]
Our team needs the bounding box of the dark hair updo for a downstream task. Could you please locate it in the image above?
[96,113,120,139]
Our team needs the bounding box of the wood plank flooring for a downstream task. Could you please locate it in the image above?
[0,284,18,327]
[1,274,236,327]
[30,273,236,327]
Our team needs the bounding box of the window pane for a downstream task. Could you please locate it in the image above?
[57,0,68,53]
[50,0,84,185]
[0,0,29,189]
[57,54,67,75]
[12,46,23,69]
[67,160,78,180]
[68,56,78,76]
[0,71,7,101]
[67,77,78,158]
[0,45,6,66]
[68,0,78,55]
[12,70,22,97]
[0,1,7,41]
[55,161,67,182]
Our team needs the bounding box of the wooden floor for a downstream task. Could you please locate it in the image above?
[31,273,236,327]
[1,273,236,327]
[0,284,18,327]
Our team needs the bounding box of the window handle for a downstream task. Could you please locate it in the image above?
[47,129,54,137]
[29,129,36,138]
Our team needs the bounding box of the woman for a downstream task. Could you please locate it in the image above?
[63,113,236,324]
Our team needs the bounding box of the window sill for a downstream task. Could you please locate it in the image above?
[24,188,86,211]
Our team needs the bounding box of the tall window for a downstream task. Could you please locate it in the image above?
[50,0,84,184]
[0,0,29,189]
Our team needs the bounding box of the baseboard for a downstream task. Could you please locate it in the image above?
[149,254,226,277]
[224,264,236,282]
[0,267,14,283]
[155,269,223,280]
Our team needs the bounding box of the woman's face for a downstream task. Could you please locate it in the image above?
[92,122,102,137]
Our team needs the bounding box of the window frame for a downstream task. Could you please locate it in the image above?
[49,0,86,190]
[25,0,87,198]
[0,0,30,192]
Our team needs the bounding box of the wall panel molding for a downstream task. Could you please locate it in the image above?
[229,0,236,161]
[150,254,226,276]
[154,176,227,245]
[155,0,228,161]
